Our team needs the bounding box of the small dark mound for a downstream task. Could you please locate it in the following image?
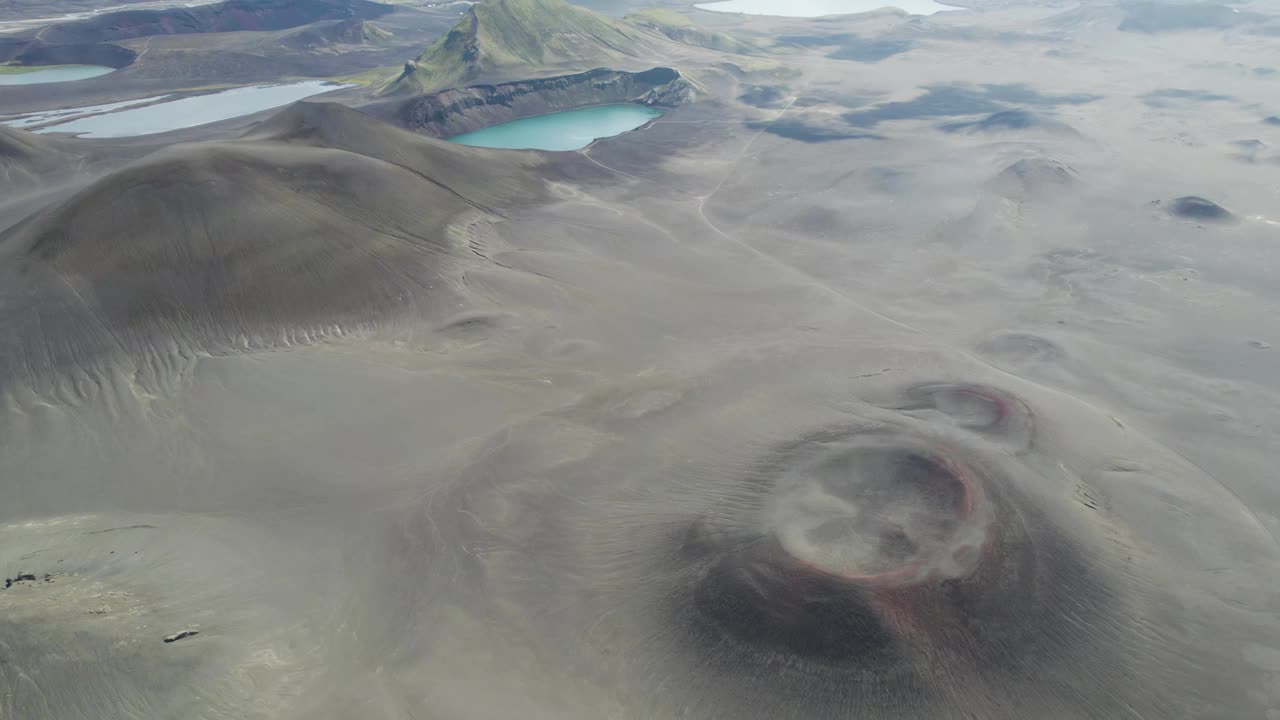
[1170,196,1234,222]
[738,85,787,109]
[1264,116,1280,126]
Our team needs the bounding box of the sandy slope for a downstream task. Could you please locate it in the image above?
[2,2,1280,718]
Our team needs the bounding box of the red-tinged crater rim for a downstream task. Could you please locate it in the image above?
[761,436,996,588]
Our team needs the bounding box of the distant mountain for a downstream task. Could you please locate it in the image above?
[278,18,394,50]
[624,8,762,56]
[39,0,394,45]
[387,0,653,95]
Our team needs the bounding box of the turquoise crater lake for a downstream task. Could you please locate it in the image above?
[0,65,114,86]
[447,104,663,151]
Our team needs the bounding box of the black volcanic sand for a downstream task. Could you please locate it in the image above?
[3,0,1280,717]
[1,97,1279,719]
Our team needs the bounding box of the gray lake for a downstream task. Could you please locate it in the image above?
[0,65,115,86]
[14,81,351,138]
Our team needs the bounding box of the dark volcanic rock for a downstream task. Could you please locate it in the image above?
[1169,196,1234,222]
[940,109,1075,135]
[1265,116,1280,126]
[368,67,694,139]
[4,573,38,589]
[163,629,200,643]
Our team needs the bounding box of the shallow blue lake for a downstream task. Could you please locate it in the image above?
[448,104,664,151]
[694,0,953,16]
[27,80,351,138]
[0,65,114,86]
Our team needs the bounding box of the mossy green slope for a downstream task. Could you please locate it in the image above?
[387,0,651,94]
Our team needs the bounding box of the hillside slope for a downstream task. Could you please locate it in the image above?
[0,126,80,200]
[0,102,551,375]
[39,0,394,44]
[386,0,656,94]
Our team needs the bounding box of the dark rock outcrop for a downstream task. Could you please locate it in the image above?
[1169,196,1234,222]
[163,629,200,643]
[940,109,1075,134]
[368,67,695,139]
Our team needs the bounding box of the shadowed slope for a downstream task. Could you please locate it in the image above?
[0,126,80,200]
[939,109,1077,135]
[0,102,551,376]
[245,101,548,205]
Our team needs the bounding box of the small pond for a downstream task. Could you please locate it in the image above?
[0,65,115,86]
